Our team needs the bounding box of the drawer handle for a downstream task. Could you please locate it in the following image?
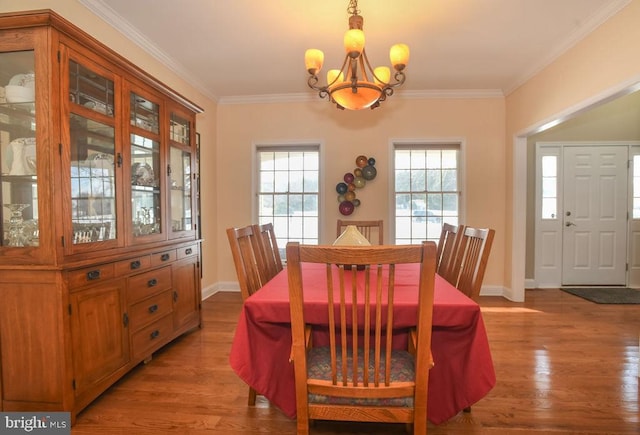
[130,260,141,270]
[147,278,158,287]
[86,270,101,280]
[150,330,160,340]
[185,248,193,255]
[161,253,170,261]
[148,304,158,314]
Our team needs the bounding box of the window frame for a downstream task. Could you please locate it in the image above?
[253,142,323,260]
[390,141,463,245]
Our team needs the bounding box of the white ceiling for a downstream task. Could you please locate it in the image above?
[79,0,630,103]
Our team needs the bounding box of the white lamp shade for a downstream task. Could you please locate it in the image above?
[333,225,371,246]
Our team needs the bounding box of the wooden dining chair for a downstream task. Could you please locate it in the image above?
[436,223,465,285]
[286,242,437,435]
[448,227,495,301]
[226,225,265,405]
[336,219,384,244]
[252,222,283,283]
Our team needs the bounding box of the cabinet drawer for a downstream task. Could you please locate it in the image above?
[177,244,198,260]
[68,264,116,289]
[127,267,172,303]
[115,255,151,276]
[131,314,173,360]
[129,290,173,332]
[150,249,176,267]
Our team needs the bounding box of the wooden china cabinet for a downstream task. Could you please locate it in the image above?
[0,10,203,421]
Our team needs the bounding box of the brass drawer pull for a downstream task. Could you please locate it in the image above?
[86,270,101,280]
[150,330,160,340]
[160,253,170,261]
[148,304,158,314]
[130,260,141,270]
[147,278,158,287]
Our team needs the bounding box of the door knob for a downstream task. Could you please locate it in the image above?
[565,221,576,227]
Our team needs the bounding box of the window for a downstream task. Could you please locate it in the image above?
[256,146,320,259]
[394,144,460,244]
[634,154,640,219]
[541,155,558,219]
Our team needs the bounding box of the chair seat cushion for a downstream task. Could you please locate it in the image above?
[307,346,415,407]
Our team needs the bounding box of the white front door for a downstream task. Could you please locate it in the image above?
[562,146,628,285]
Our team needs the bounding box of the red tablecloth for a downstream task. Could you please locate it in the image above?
[229,263,495,425]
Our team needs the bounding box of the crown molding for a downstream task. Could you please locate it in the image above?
[81,0,619,104]
[78,0,218,102]
[218,89,504,106]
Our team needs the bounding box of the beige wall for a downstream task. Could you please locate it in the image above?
[1,0,219,290]
[6,0,640,298]
[216,98,506,287]
[505,0,640,295]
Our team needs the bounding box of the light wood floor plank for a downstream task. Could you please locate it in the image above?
[71,289,640,434]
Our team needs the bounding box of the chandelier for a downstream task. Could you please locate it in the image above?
[304,0,410,110]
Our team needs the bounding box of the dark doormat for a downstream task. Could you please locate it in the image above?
[561,287,640,304]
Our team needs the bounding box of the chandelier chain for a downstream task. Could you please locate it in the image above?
[347,0,360,16]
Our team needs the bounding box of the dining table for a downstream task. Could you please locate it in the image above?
[228,262,496,425]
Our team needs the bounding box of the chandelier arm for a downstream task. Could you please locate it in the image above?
[329,55,351,88]
[393,70,406,86]
[307,75,331,101]
[348,59,360,91]
[307,75,320,90]
[360,48,379,84]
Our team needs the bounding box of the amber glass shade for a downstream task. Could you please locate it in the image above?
[327,69,344,87]
[390,43,410,71]
[330,81,382,110]
[373,66,391,86]
[344,29,365,58]
[305,49,324,74]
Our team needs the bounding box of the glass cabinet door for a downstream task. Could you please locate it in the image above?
[169,111,195,238]
[129,91,162,239]
[68,59,117,247]
[0,50,38,247]
[169,146,192,233]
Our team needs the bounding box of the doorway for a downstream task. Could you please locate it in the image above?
[535,143,632,287]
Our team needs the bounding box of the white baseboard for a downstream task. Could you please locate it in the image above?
[202,281,239,300]
[478,285,504,297]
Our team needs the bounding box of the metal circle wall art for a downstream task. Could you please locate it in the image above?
[336,155,377,215]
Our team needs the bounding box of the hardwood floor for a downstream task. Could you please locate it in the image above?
[71,289,640,434]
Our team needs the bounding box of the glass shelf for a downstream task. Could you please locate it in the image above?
[169,146,192,233]
[130,130,161,238]
[1,50,38,247]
